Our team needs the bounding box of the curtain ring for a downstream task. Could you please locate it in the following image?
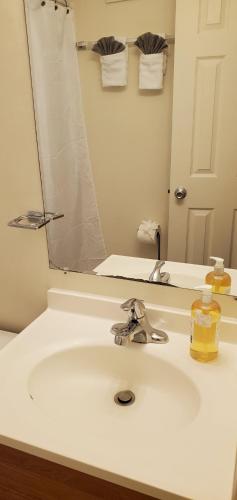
[41,1,46,5]
[65,0,70,14]
[54,0,58,10]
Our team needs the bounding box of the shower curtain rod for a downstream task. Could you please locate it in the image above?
[76,35,175,50]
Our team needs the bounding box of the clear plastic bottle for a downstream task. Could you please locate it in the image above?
[205,256,231,294]
[190,285,221,362]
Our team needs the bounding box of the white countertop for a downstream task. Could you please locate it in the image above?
[0,331,16,349]
[94,255,237,296]
[0,289,236,500]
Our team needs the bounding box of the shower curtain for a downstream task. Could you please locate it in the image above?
[25,0,107,272]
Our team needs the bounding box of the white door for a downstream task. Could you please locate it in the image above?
[168,0,237,268]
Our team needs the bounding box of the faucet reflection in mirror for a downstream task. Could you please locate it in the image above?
[25,0,106,272]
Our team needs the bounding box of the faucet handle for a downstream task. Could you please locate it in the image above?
[149,260,170,283]
[121,298,138,311]
[121,298,145,319]
[156,260,165,269]
[152,260,166,275]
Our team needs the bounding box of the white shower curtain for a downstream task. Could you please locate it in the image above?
[25,0,107,272]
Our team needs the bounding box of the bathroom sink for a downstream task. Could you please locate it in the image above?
[28,345,200,433]
[0,289,236,500]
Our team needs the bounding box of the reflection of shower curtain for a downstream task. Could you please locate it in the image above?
[25,0,107,272]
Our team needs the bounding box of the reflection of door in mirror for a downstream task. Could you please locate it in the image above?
[168,0,237,268]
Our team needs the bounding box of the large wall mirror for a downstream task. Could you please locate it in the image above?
[24,0,237,296]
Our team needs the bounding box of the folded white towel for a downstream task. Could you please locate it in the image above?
[100,38,128,87]
[139,52,164,90]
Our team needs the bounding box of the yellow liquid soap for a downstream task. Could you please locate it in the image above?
[190,298,221,362]
[205,271,231,294]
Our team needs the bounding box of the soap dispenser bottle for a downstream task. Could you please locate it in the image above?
[190,285,221,362]
[205,256,231,294]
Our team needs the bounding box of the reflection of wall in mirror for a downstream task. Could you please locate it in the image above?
[74,0,175,261]
[105,0,131,3]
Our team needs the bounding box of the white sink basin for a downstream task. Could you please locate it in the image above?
[0,289,236,500]
[28,345,200,433]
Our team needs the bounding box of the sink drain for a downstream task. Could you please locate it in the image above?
[114,390,135,406]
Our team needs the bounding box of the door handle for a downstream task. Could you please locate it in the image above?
[174,187,187,200]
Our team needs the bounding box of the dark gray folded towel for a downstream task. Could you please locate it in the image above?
[135,32,168,54]
[92,36,125,56]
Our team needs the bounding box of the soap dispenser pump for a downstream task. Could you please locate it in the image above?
[190,285,221,362]
[205,256,231,294]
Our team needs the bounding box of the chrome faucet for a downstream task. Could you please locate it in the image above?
[111,298,169,346]
[149,260,170,283]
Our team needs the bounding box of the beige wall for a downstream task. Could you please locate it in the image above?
[0,0,236,335]
[74,0,175,260]
[0,0,49,332]
[0,0,175,332]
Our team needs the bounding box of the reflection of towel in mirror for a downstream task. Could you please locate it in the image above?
[101,49,128,87]
[94,37,128,87]
[135,33,167,90]
[139,52,164,90]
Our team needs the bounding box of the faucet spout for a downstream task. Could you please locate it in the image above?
[111,299,169,346]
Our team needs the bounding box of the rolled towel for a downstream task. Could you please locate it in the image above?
[135,33,168,90]
[92,36,128,87]
[100,50,127,87]
[139,52,164,90]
